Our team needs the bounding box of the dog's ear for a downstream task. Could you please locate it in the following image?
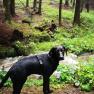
[49,47,57,57]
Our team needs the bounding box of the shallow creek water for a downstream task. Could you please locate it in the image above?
[0,53,94,71]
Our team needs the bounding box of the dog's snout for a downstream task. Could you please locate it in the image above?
[59,51,64,60]
[60,52,63,57]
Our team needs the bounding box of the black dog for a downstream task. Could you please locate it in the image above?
[0,46,66,94]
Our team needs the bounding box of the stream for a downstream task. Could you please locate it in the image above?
[0,52,94,71]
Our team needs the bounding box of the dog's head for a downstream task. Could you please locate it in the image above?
[49,46,67,61]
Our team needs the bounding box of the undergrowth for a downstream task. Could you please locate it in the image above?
[1,57,94,91]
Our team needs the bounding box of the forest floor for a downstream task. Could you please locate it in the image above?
[0,84,94,94]
[0,1,72,45]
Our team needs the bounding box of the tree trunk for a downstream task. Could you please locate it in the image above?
[64,0,69,7]
[26,0,29,7]
[3,0,6,7]
[59,0,62,26]
[38,0,42,15]
[73,0,81,25]
[4,0,11,21]
[33,0,37,11]
[85,0,89,12]
[80,0,84,12]
[70,0,73,4]
[72,0,75,8]
[10,0,15,17]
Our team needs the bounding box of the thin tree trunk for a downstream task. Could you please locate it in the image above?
[59,0,62,26]
[73,0,81,25]
[72,0,75,8]
[33,0,37,11]
[38,0,42,15]
[10,0,15,17]
[4,0,11,21]
[80,0,84,12]
[85,1,89,12]
[26,0,29,7]
[64,0,69,7]
[70,0,73,3]
[3,0,5,7]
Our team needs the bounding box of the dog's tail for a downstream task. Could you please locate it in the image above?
[0,71,10,89]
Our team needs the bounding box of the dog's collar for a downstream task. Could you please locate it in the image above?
[48,54,51,58]
[36,55,43,65]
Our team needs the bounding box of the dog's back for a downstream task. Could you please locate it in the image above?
[10,54,49,75]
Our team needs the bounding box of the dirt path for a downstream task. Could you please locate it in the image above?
[0,85,94,94]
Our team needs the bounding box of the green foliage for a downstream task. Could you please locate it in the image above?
[63,33,94,55]
[1,1,94,57]
[13,41,37,55]
[0,46,15,58]
[0,71,12,87]
[54,61,94,92]
[25,78,43,87]
[36,41,59,52]
[74,62,94,91]
[57,65,74,83]
[30,31,51,42]
[0,70,6,79]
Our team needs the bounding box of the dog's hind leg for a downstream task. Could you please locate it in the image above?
[11,78,27,94]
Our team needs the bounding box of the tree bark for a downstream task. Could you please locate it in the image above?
[4,0,11,21]
[73,0,81,25]
[26,0,29,7]
[10,0,15,17]
[38,0,42,15]
[3,0,6,7]
[72,0,75,8]
[59,0,62,26]
[33,0,37,11]
[85,0,89,12]
[80,0,84,12]
[64,0,69,7]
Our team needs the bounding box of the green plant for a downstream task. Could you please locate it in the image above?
[13,41,37,55]
[74,62,94,91]
[30,31,51,42]
[0,46,15,58]
[0,71,12,87]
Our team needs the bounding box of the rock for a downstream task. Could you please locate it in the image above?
[53,71,61,79]
[60,53,79,65]
[60,53,79,72]
[11,29,24,42]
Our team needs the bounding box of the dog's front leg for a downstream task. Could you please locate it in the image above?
[43,76,50,94]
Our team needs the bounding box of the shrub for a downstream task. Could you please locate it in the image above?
[29,31,51,42]
[0,46,15,58]
[13,41,37,56]
[0,70,12,87]
[74,62,94,91]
